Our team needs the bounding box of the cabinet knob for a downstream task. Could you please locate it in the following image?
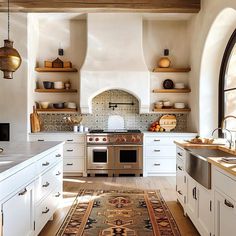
[177,152,183,157]
[56,154,61,157]
[42,208,50,214]
[67,139,74,142]
[38,139,44,142]
[18,188,27,196]
[224,199,234,208]
[56,171,61,176]
[66,163,73,166]
[154,139,160,142]
[42,162,50,166]
[177,190,183,195]
[55,192,61,198]
[154,149,160,152]
[177,166,183,171]
[154,163,160,166]
[66,149,73,152]
[42,182,50,188]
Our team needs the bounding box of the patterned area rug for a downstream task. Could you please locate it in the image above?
[56,189,181,236]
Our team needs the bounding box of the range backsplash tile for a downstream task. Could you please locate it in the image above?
[39,90,187,132]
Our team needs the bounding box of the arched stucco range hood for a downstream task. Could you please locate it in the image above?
[80,13,150,114]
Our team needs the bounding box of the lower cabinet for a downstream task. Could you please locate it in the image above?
[214,190,236,236]
[186,174,212,236]
[0,145,63,236]
[2,182,34,236]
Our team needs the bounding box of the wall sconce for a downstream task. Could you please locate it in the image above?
[0,0,22,79]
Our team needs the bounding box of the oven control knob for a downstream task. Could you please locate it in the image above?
[116,138,121,142]
[95,138,99,142]
[131,137,136,142]
[103,138,107,142]
[89,137,93,141]
[121,137,126,142]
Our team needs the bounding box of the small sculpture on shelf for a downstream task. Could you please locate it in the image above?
[158,49,171,68]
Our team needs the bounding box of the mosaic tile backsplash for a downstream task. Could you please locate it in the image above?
[39,90,188,132]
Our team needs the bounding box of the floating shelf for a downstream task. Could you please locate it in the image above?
[153,88,191,93]
[152,108,191,113]
[36,108,77,113]
[35,68,78,72]
[35,89,77,93]
[152,68,191,73]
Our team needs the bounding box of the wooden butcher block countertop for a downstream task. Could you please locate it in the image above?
[174,140,236,177]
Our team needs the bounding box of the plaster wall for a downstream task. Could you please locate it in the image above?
[0,13,28,141]
[188,0,236,136]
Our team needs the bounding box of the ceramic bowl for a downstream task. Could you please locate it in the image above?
[175,83,185,89]
[54,81,64,89]
[43,81,53,89]
[40,102,50,109]
[65,102,77,109]
[174,102,185,109]
[53,102,64,109]
[163,101,171,107]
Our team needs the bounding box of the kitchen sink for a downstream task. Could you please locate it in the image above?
[185,148,236,189]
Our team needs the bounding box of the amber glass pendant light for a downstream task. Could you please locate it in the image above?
[0,0,22,79]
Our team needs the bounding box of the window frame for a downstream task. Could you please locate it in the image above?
[218,29,236,127]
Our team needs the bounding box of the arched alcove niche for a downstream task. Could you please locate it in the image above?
[199,8,236,136]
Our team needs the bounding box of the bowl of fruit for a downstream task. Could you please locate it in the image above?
[148,121,165,132]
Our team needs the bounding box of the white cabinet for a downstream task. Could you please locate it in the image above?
[185,173,212,236]
[29,133,86,176]
[0,143,63,236]
[2,182,34,236]
[212,167,236,236]
[144,133,196,176]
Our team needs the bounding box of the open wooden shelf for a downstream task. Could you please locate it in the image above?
[36,108,77,113]
[153,88,191,93]
[35,89,77,93]
[153,67,191,73]
[152,108,191,113]
[35,67,78,72]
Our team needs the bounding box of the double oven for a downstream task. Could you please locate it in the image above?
[86,130,143,177]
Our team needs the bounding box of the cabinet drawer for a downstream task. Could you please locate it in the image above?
[29,134,85,143]
[63,158,85,172]
[35,192,55,235]
[0,163,35,202]
[145,158,176,173]
[176,146,186,161]
[63,144,85,157]
[145,146,176,157]
[213,168,236,201]
[145,136,177,146]
[36,150,62,175]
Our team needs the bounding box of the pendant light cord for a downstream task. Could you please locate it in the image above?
[7,0,10,40]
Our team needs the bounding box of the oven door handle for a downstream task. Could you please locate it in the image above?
[112,144,143,147]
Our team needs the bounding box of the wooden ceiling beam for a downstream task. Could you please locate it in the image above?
[0,0,200,13]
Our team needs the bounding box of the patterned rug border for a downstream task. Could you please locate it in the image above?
[56,189,181,236]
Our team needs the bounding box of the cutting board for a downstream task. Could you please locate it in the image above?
[30,106,41,133]
[159,115,177,131]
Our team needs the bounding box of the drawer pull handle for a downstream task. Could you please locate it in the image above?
[55,192,61,197]
[56,154,61,157]
[67,139,74,142]
[42,182,50,187]
[154,150,160,152]
[42,162,50,166]
[225,199,234,208]
[177,190,183,195]
[38,139,44,141]
[18,188,27,196]
[66,163,73,166]
[154,163,160,166]
[66,149,74,152]
[177,152,183,157]
[177,166,183,171]
[56,171,61,176]
[192,187,197,200]
[42,208,50,214]
[154,139,160,142]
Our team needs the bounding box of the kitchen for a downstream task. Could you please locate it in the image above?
[0,0,236,235]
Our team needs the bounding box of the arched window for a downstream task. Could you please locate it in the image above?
[219,29,236,130]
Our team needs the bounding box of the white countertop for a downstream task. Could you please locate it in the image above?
[0,141,63,181]
[142,131,197,136]
[29,131,87,135]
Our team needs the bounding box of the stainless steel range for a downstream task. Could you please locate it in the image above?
[86,129,143,177]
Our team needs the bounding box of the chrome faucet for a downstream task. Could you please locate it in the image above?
[213,115,236,149]
[211,127,232,149]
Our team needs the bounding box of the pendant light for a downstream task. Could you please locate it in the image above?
[0,0,21,79]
